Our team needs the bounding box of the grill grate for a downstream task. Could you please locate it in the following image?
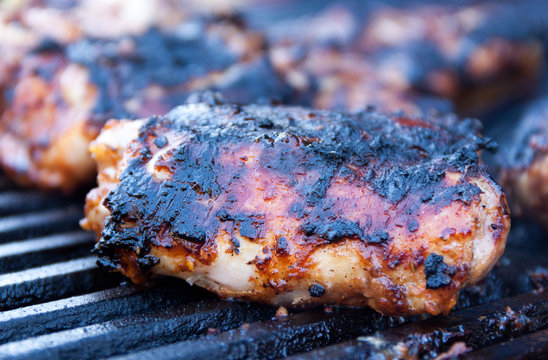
[0,172,547,360]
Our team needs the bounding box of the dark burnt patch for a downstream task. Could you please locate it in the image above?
[136,254,160,271]
[308,283,325,298]
[367,230,391,244]
[31,38,64,54]
[239,219,264,240]
[276,237,289,255]
[153,136,168,148]
[22,15,293,132]
[216,210,265,240]
[95,98,493,276]
[408,220,419,233]
[229,237,241,255]
[300,219,365,243]
[424,253,456,290]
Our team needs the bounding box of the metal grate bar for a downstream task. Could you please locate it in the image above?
[110,307,407,360]
[0,207,83,243]
[285,290,548,359]
[0,191,76,217]
[0,231,94,274]
[454,250,548,311]
[113,252,548,360]
[0,300,275,360]
[0,176,15,193]
[0,278,210,344]
[464,328,548,360]
[0,256,120,310]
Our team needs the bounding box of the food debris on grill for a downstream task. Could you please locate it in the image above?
[82,95,509,315]
[275,306,289,319]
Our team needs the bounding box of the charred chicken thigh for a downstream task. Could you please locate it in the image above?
[500,98,548,229]
[82,95,510,315]
[267,6,452,116]
[358,0,545,115]
[0,11,289,192]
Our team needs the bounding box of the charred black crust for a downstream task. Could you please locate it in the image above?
[367,230,391,244]
[26,15,293,130]
[137,254,161,271]
[424,253,456,290]
[300,220,365,243]
[95,98,490,275]
[229,237,241,255]
[31,38,64,54]
[276,237,289,255]
[408,220,419,233]
[153,136,168,149]
[308,283,325,297]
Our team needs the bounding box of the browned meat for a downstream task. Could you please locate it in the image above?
[500,98,548,229]
[0,6,290,192]
[82,94,510,315]
[358,1,545,115]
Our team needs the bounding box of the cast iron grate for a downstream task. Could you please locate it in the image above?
[0,172,547,360]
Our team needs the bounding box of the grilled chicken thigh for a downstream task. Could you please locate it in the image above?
[359,1,545,115]
[500,98,548,229]
[267,6,451,116]
[0,8,289,192]
[82,95,510,315]
[285,46,452,116]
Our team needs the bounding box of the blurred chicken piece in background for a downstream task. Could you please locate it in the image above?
[500,98,548,229]
[0,1,291,192]
[357,0,546,115]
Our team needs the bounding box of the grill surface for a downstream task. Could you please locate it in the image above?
[1,170,548,360]
[2,1,548,357]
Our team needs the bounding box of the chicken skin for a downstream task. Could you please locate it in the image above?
[0,9,289,192]
[82,95,510,316]
[358,0,545,115]
[500,98,548,229]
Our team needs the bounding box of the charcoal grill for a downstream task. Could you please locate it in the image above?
[0,172,548,360]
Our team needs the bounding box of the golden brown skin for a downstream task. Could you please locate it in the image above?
[0,53,98,191]
[358,1,545,115]
[0,3,288,192]
[82,97,510,315]
[500,98,548,229]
